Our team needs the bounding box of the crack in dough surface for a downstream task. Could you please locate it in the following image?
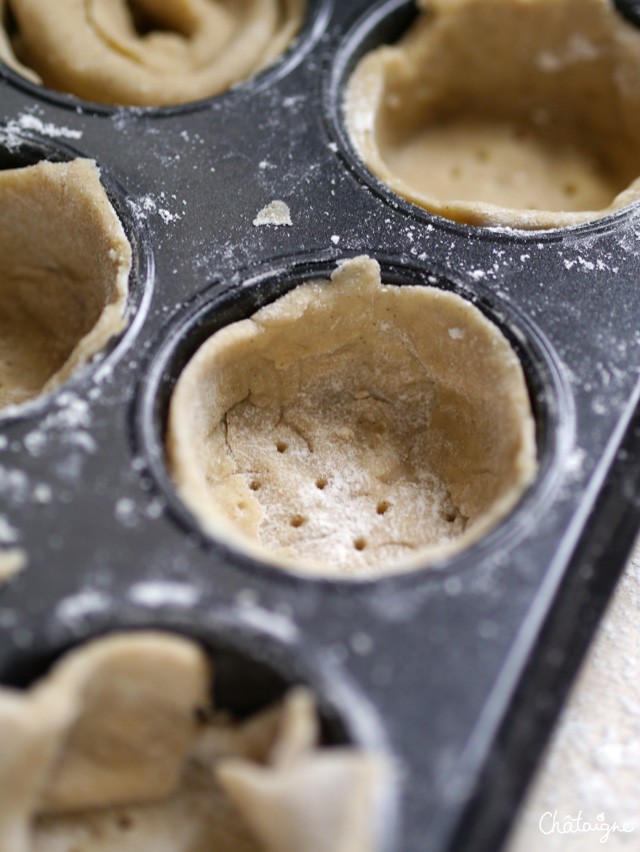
[345,0,640,229]
[0,158,131,411]
[0,632,386,851]
[167,256,537,578]
[0,0,305,106]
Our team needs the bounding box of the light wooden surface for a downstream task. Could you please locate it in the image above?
[507,541,640,850]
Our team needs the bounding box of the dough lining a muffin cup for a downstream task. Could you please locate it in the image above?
[0,0,305,106]
[167,256,537,579]
[0,158,131,411]
[344,0,640,229]
[0,632,388,852]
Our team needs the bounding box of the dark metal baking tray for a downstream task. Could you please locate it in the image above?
[1,1,640,849]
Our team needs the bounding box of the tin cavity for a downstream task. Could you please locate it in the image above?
[0,632,386,851]
[166,256,537,579]
[0,0,306,107]
[0,156,131,411]
[343,0,640,229]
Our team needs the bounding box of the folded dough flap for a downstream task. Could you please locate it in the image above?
[0,687,78,852]
[267,686,318,768]
[0,634,388,852]
[217,751,388,852]
[37,632,212,813]
[214,686,390,852]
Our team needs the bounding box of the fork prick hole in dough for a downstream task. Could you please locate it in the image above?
[167,256,537,577]
[117,813,134,831]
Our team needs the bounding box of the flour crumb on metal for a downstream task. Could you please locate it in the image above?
[253,200,293,227]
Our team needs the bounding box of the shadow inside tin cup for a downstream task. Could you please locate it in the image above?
[137,254,567,584]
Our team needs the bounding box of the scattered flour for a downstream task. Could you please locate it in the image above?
[536,34,600,73]
[237,605,297,643]
[469,269,487,280]
[129,581,200,608]
[33,484,52,504]
[56,590,111,624]
[129,192,182,225]
[0,516,18,544]
[115,497,138,527]
[351,632,374,656]
[22,394,94,460]
[6,111,83,141]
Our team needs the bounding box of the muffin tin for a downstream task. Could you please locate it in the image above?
[1,0,640,849]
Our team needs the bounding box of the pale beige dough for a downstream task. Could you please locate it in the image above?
[0,632,386,852]
[345,0,640,229]
[167,256,537,578]
[0,0,305,106]
[0,547,26,584]
[0,158,131,411]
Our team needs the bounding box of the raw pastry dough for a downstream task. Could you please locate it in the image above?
[345,0,640,229]
[0,0,305,106]
[0,158,131,410]
[0,632,386,852]
[0,547,26,584]
[167,256,537,578]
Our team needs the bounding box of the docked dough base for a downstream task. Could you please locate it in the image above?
[0,159,131,410]
[383,117,624,215]
[345,0,640,229]
[0,0,305,106]
[167,256,537,578]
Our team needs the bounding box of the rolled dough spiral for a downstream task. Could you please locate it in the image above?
[0,0,305,106]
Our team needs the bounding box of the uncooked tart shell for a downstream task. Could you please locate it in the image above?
[167,256,537,578]
[0,0,305,106]
[345,0,640,230]
[0,158,131,411]
[0,632,386,852]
